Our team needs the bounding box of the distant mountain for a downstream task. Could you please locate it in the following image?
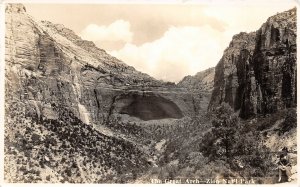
[178,67,215,92]
[209,8,296,119]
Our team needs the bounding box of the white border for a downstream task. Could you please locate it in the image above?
[0,0,299,187]
[0,0,5,186]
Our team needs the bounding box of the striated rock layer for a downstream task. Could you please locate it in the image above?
[4,3,203,183]
[249,8,297,118]
[209,8,296,119]
[209,32,256,112]
[5,4,200,126]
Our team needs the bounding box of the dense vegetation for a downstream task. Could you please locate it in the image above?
[5,100,150,183]
[5,96,296,183]
[200,103,275,182]
[141,103,296,184]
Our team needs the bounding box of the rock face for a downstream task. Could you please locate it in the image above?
[178,67,215,92]
[208,32,256,112]
[209,8,296,119]
[178,67,215,113]
[4,3,203,183]
[5,3,199,126]
[249,8,297,118]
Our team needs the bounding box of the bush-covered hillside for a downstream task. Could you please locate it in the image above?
[5,100,151,183]
[138,103,297,184]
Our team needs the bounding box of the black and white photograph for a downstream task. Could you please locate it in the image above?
[1,0,298,185]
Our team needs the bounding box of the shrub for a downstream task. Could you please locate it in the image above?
[279,108,296,135]
[65,169,72,177]
[31,133,41,143]
[20,165,27,171]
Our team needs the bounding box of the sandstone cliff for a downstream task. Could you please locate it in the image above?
[178,67,215,92]
[209,8,296,119]
[5,3,199,126]
[178,67,215,113]
[248,8,297,118]
[4,3,202,183]
[209,32,256,112]
[5,4,149,182]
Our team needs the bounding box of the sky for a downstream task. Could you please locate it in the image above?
[24,0,297,82]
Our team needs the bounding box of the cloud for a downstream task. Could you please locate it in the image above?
[80,20,133,43]
[203,4,296,33]
[108,4,296,83]
[110,25,228,83]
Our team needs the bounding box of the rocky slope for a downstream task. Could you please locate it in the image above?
[4,3,204,183]
[178,67,215,92]
[5,101,150,183]
[5,4,151,183]
[209,8,296,119]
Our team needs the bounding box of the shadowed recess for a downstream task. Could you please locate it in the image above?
[119,95,183,121]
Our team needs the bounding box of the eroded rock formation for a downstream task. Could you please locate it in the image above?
[4,3,203,183]
[117,92,184,121]
[5,3,200,126]
[249,8,297,118]
[209,32,256,111]
[178,67,215,92]
[209,8,296,119]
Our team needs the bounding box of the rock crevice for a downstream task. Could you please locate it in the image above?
[209,8,296,119]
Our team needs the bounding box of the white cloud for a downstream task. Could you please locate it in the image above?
[80,20,133,42]
[203,5,296,33]
[110,25,227,83]
[79,4,297,83]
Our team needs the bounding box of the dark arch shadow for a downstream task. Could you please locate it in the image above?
[119,94,183,121]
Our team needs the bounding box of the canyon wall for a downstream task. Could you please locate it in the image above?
[209,8,297,119]
[5,4,201,127]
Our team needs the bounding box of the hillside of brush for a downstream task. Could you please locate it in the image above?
[136,106,296,184]
[4,98,152,183]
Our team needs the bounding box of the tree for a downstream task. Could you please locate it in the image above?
[200,103,276,179]
[279,108,296,135]
[201,103,239,162]
[212,103,239,161]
